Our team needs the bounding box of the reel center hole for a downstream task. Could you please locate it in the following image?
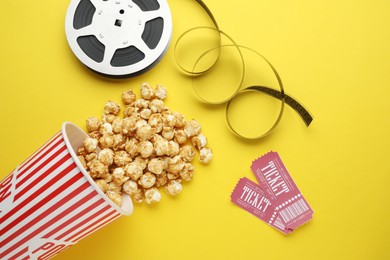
[119,9,125,14]
[115,19,122,27]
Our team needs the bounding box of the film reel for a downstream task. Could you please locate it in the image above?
[65,0,172,77]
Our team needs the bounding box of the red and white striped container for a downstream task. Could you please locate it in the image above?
[0,122,133,260]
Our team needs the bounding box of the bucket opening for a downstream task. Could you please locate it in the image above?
[62,122,133,215]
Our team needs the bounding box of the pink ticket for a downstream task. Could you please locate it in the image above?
[230,178,292,234]
[251,152,313,230]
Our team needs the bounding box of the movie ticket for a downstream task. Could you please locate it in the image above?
[230,178,292,234]
[231,151,313,234]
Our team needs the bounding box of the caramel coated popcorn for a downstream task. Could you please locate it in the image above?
[199,147,213,164]
[165,180,182,196]
[77,83,213,206]
[86,117,100,132]
[144,188,161,204]
[83,137,98,153]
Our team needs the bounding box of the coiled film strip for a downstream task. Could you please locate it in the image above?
[65,0,172,78]
[175,0,313,140]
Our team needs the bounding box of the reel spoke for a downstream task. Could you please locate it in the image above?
[135,39,152,56]
[74,24,98,38]
[102,45,118,66]
[143,10,162,22]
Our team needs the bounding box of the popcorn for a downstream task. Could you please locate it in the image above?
[138,172,156,189]
[132,189,144,203]
[154,135,168,156]
[174,129,187,144]
[83,137,98,153]
[77,146,87,157]
[150,99,164,113]
[136,124,154,141]
[89,131,101,140]
[161,156,170,171]
[199,147,213,164]
[166,140,179,157]
[165,180,182,196]
[95,179,108,193]
[134,157,148,170]
[106,190,122,206]
[140,108,152,120]
[125,161,143,181]
[122,89,136,105]
[155,171,168,187]
[107,182,122,193]
[123,106,135,118]
[114,151,132,167]
[122,180,138,196]
[180,163,194,182]
[112,134,126,151]
[139,141,154,158]
[135,118,147,129]
[122,116,137,136]
[104,101,121,115]
[148,113,163,133]
[168,155,185,174]
[78,156,87,169]
[173,112,186,129]
[134,98,149,109]
[99,134,114,149]
[125,138,139,157]
[141,82,155,99]
[155,85,167,100]
[162,127,174,140]
[192,133,207,150]
[148,158,165,175]
[179,145,196,162]
[112,118,123,134]
[163,114,176,128]
[144,188,161,204]
[98,148,114,166]
[102,114,117,124]
[184,119,201,137]
[89,161,108,179]
[86,117,100,132]
[167,172,179,180]
[112,167,129,186]
[99,122,113,135]
[85,152,97,162]
[104,174,113,183]
[77,83,213,205]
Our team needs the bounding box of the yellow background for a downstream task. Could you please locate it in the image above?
[1,0,390,259]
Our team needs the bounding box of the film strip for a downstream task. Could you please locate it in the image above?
[65,0,172,78]
[175,0,313,140]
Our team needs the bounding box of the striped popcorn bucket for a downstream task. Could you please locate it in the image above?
[0,122,133,260]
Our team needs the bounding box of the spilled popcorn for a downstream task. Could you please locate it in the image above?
[77,83,213,206]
